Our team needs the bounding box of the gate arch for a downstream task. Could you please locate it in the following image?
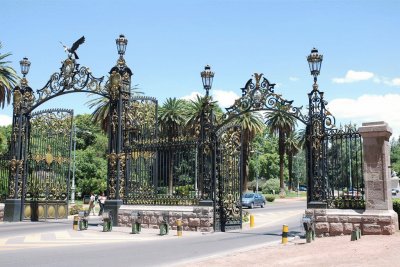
[4,35,132,221]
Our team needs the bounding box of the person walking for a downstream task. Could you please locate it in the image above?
[88,192,96,216]
[98,192,107,216]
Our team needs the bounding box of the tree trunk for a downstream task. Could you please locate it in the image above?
[242,130,250,193]
[288,153,293,191]
[279,130,286,197]
[168,151,174,195]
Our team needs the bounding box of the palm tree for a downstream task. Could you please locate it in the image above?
[185,95,223,136]
[265,104,297,196]
[158,97,187,194]
[233,112,265,192]
[87,85,142,132]
[285,131,301,191]
[0,42,19,108]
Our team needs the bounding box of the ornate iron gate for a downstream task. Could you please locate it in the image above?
[214,124,242,231]
[23,109,73,220]
[0,152,10,202]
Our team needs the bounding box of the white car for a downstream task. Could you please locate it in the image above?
[392,188,400,196]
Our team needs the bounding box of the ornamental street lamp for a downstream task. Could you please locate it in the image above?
[116,34,128,56]
[307,48,323,84]
[201,65,214,96]
[20,57,31,77]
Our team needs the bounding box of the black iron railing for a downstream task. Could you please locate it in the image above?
[0,152,10,202]
[125,139,200,206]
[324,127,364,209]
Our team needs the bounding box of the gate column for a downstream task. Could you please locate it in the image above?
[104,35,132,226]
[4,58,32,222]
[358,122,396,213]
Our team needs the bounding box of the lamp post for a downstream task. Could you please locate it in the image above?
[70,126,92,204]
[198,65,214,203]
[307,48,323,85]
[201,65,214,96]
[20,57,31,78]
[71,124,77,204]
[306,47,328,208]
[251,150,262,193]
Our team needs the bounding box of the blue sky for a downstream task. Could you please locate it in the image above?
[1,0,400,135]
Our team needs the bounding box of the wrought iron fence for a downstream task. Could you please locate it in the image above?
[324,126,364,209]
[0,152,10,202]
[125,138,200,206]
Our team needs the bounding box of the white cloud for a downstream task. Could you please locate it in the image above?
[289,76,299,81]
[180,91,203,101]
[332,70,375,84]
[180,90,240,108]
[329,94,400,138]
[0,114,12,126]
[212,90,240,108]
[383,78,400,87]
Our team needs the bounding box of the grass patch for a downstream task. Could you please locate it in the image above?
[285,191,307,198]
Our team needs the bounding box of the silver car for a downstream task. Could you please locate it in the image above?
[241,193,266,209]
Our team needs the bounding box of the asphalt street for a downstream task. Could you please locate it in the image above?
[0,198,306,267]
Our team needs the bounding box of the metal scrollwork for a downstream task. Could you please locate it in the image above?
[24,109,73,203]
[31,58,105,113]
[221,73,307,131]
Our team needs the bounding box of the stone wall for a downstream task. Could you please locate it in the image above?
[118,205,214,232]
[307,209,398,236]
[0,203,4,221]
[305,121,399,237]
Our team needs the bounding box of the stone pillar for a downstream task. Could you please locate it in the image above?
[358,121,393,210]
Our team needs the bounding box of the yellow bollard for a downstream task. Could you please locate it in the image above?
[73,215,79,230]
[250,214,255,228]
[282,224,288,244]
[177,219,182,237]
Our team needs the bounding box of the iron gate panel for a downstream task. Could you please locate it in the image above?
[23,109,73,220]
[125,140,199,205]
[0,152,10,202]
[324,127,364,209]
[215,124,242,232]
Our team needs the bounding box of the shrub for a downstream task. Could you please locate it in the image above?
[69,204,85,215]
[248,178,267,191]
[393,199,400,225]
[265,194,276,202]
[262,178,280,194]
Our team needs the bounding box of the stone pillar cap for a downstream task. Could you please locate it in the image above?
[358,121,392,139]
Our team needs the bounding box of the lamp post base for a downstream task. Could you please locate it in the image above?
[103,199,123,226]
[4,199,22,222]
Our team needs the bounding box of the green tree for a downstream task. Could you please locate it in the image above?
[249,130,280,185]
[0,42,19,108]
[391,137,400,174]
[159,97,187,194]
[185,95,223,135]
[0,125,11,154]
[265,104,296,196]
[87,85,142,133]
[285,131,301,191]
[233,112,265,192]
[73,115,108,196]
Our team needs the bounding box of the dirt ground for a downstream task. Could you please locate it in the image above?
[186,232,400,267]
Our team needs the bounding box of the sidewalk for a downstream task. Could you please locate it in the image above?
[186,232,400,266]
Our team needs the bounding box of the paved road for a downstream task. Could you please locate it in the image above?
[0,198,306,266]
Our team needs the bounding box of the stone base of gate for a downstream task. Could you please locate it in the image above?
[305,208,399,237]
[0,203,4,221]
[3,199,23,222]
[117,205,214,232]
